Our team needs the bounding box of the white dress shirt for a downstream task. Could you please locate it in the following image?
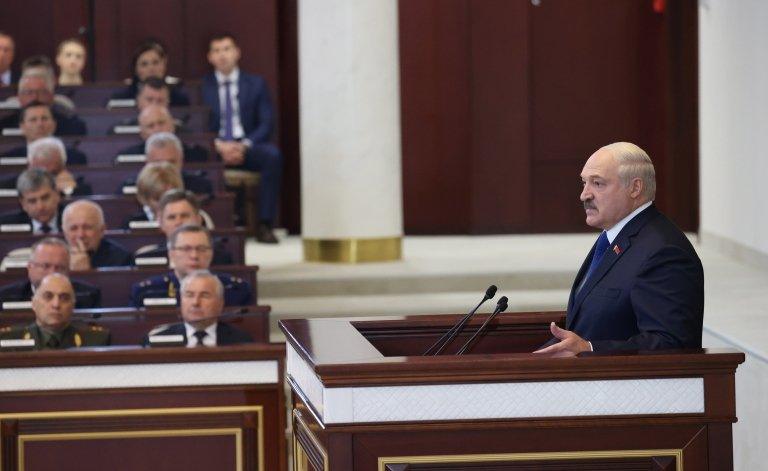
[605,201,653,244]
[184,322,218,348]
[214,68,245,139]
[0,70,10,87]
[32,215,59,235]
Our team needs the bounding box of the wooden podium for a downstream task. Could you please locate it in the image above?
[281,312,744,471]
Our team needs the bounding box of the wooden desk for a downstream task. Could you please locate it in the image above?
[0,193,235,229]
[281,313,745,471]
[0,305,270,345]
[0,344,286,471]
[0,265,259,307]
[0,133,215,165]
[0,106,209,136]
[0,228,247,265]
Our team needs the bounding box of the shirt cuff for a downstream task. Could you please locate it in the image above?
[587,341,594,352]
[241,138,253,149]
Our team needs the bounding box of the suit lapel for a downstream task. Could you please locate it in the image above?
[567,205,659,329]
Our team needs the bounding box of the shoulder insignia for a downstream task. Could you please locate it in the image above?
[0,326,10,333]
[74,332,82,347]
[23,331,31,340]
[89,325,104,331]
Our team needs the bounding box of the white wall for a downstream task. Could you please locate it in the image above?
[699,0,768,257]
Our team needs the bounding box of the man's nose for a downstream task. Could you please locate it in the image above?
[580,185,591,202]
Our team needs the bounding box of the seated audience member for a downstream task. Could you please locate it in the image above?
[0,237,100,309]
[0,273,109,349]
[142,269,252,347]
[116,104,207,162]
[0,169,62,234]
[55,38,87,86]
[124,161,184,227]
[0,70,86,135]
[119,132,211,196]
[203,33,283,243]
[15,56,77,111]
[0,31,15,86]
[131,225,252,307]
[0,102,87,164]
[111,39,189,106]
[62,200,134,269]
[0,137,91,196]
[135,189,232,264]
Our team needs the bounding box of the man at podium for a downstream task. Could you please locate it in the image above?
[535,142,704,356]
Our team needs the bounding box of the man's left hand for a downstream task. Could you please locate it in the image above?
[532,322,591,357]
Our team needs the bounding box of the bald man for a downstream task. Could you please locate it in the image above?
[62,200,134,270]
[0,273,109,350]
[533,142,703,357]
[116,105,207,162]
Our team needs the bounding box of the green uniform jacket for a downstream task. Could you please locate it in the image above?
[0,322,110,350]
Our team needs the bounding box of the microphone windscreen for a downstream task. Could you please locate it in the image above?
[485,285,498,299]
[498,296,509,312]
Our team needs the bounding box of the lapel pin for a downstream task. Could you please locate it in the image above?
[613,245,622,255]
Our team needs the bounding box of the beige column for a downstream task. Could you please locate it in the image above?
[299,0,403,263]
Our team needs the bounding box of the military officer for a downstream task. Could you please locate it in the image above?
[130,224,252,307]
[0,237,100,309]
[0,273,109,349]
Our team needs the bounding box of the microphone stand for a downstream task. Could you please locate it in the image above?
[423,286,496,356]
[455,296,508,355]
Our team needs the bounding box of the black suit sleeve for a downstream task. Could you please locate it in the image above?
[590,245,704,352]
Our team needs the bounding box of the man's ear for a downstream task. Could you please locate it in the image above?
[629,177,644,199]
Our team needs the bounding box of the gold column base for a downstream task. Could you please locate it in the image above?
[303,236,402,263]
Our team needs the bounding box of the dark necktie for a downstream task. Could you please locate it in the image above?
[40,223,52,234]
[46,336,60,349]
[193,330,208,347]
[223,80,234,140]
[578,231,610,293]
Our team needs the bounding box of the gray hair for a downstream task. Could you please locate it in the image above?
[31,237,70,257]
[28,137,67,166]
[16,168,55,195]
[145,131,182,156]
[62,199,106,228]
[19,69,55,93]
[602,142,656,201]
[180,269,224,299]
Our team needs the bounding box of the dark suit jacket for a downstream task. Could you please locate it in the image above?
[0,204,64,231]
[0,279,101,309]
[201,71,275,166]
[90,238,135,267]
[566,205,704,352]
[142,321,253,347]
[1,144,88,165]
[117,141,208,163]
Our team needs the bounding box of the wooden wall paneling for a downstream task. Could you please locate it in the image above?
[468,0,531,232]
[0,0,88,80]
[399,0,473,234]
[532,162,591,232]
[276,0,300,233]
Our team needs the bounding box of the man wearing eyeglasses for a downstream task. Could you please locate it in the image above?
[0,238,101,310]
[130,224,252,307]
[0,273,109,349]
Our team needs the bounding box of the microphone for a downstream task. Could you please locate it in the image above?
[455,296,508,355]
[423,285,497,356]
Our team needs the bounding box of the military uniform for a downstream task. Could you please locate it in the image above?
[0,280,101,309]
[130,271,253,308]
[0,322,110,350]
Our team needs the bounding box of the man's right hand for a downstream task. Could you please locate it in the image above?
[69,239,91,271]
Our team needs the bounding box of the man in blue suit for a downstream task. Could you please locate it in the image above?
[201,33,283,243]
[535,142,704,356]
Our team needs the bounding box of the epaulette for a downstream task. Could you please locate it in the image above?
[0,326,11,333]
[138,279,152,288]
[88,325,105,332]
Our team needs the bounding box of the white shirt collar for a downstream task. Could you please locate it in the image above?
[1,70,10,86]
[32,214,58,234]
[215,67,239,84]
[605,201,653,243]
[184,321,218,347]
